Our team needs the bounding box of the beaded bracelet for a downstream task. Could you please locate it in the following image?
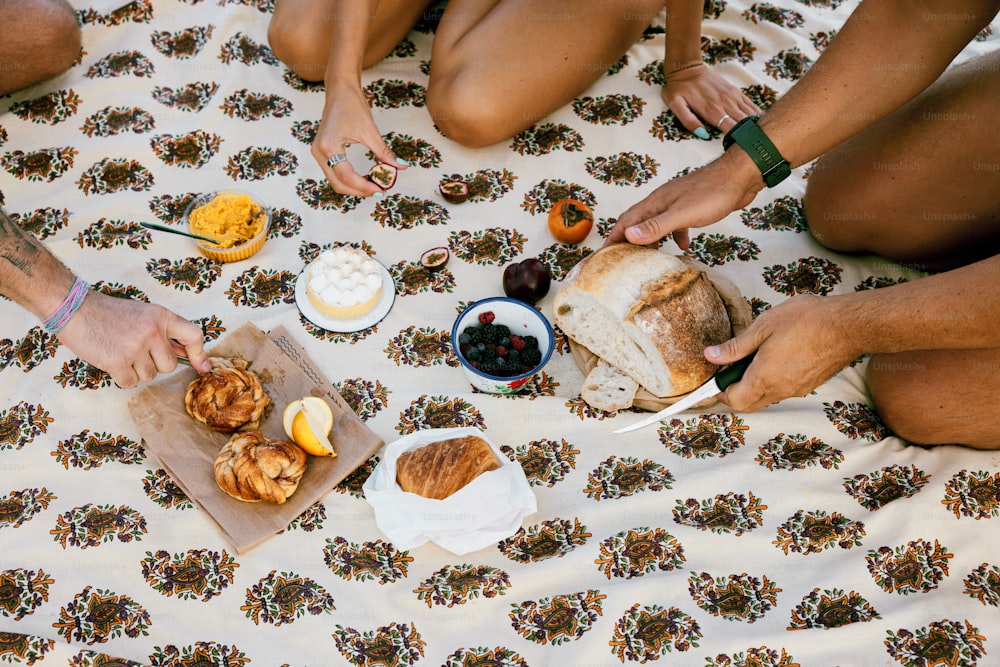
[42,276,90,335]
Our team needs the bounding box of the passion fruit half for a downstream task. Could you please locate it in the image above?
[368,163,398,190]
[420,246,450,271]
[439,180,470,204]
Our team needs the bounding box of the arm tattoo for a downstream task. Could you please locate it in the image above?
[0,207,41,277]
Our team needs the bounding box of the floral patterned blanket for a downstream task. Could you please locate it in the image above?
[1,1,998,665]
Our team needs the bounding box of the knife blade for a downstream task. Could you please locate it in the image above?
[613,352,756,434]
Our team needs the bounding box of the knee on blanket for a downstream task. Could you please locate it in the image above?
[867,351,1000,450]
[426,78,520,149]
[0,0,81,95]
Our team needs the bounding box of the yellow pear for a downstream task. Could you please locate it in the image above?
[282,397,336,457]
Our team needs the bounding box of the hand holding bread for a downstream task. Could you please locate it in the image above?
[185,356,269,432]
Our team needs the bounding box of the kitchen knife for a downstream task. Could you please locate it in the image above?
[613,352,756,434]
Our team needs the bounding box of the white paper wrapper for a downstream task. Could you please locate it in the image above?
[363,427,537,554]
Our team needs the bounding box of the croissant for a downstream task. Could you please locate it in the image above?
[185,356,269,433]
[395,435,501,500]
[213,430,307,504]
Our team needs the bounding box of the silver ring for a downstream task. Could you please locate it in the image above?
[326,153,347,168]
[717,114,733,127]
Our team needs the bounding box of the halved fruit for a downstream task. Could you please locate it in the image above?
[438,180,470,203]
[368,163,398,190]
[282,397,336,457]
[420,246,449,271]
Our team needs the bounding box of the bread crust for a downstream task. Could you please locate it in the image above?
[395,435,501,500]
[185,356,269,433]
[213,430,307,504]
[554,245,732,398]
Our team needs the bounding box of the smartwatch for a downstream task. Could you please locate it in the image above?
[722,115,791,188]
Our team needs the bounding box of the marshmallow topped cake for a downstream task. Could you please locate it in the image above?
[306,247,383,319]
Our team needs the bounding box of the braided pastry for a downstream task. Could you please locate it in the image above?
[213,430,307,504]
[185,357,269,433]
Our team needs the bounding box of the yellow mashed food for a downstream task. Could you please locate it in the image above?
[189,193,265,249]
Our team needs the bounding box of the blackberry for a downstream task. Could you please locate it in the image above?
[464,326,483,344]
[495,324,510,338]
[479,360,498,376]
[522,348,542,367]
[524,335,538,349]
[481,324,502,344]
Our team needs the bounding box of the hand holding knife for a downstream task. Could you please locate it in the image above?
[613,352,756,433]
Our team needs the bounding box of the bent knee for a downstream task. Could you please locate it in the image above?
[267,16,328,81]
[868,352,1000,449]
[802,156,871,254]
[427,79,522,148]
[34,2,82,75]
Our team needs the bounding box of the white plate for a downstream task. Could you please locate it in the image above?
[294,258,396,332]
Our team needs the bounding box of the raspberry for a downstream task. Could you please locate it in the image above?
[478,311,495,325]
[495,345,508,357]
[509,335,526,351]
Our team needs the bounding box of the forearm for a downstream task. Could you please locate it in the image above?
[836,255,1000,357]
[758,0,998,169]
[324,0,379,89]
[663,0,704,71]
[0,208,75,321]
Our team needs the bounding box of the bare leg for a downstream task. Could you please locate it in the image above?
[427,0,665,147]
[868,349,1000,449]
[804,49,1000,273]
[0,0,81,95]
[804,49,1000,449]
[268,0,434,80]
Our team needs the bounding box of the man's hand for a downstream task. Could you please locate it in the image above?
[57,291,210,388]
[605,154,762,248]
[710,295,860,411]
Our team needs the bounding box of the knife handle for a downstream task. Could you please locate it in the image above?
[715,352,756,391]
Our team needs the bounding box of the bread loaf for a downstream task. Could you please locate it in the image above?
[213,430,307,504]
[396,435,501,500]
[553,244,732,398]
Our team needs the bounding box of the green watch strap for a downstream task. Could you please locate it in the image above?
[722,115,791,188]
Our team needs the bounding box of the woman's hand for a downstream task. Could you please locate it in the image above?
[605,153,762,247]
[311,84,407,197]
[663,65,760,138]
[709,295,861,412]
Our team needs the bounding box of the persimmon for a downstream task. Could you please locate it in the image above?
[547,198,594,244]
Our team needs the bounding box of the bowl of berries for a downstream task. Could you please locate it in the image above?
[452,297,554,394]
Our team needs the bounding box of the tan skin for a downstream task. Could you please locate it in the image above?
[607,0,1000,448]
[267,0,759,197]
[0,0,81,95]
[0,209,211,388]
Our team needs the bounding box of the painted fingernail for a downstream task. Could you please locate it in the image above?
[693,127,710,140]
[373,191,385,199]
[395,158,410,167]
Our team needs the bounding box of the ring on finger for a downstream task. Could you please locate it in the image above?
[717,113,733,128]
[327,153,347,168]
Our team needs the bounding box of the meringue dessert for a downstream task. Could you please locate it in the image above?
[305,247,383,319]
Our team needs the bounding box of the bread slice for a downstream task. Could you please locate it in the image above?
[581,359,639,411]
[553,245,732,397]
